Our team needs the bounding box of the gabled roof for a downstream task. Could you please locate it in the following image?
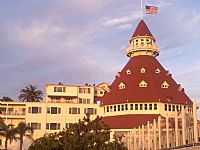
[131,20,153,38]
[100,55,192,106]
[102,114,159,129]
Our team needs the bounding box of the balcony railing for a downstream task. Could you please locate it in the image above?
[126,44,159,54]
[1,111,26,116]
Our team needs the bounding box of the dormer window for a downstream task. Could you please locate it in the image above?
[155,68,161,74]
[139,80,147,88]
[118,82,126,89]
[161,81,169,88]
[126,69,131,75]
[140,68,146,73]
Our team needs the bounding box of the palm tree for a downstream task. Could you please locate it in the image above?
[0,120,17,150]
[14,122,34,150]
[18,85,43,102]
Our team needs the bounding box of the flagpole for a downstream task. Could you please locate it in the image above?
[140,0,143,19]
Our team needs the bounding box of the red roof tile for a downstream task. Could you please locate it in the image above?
[100,55,192,106]
[102,114,159,129]
[131,20,153,38]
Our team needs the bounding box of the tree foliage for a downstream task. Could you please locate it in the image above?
[0,96,14,102]
[0,119,17,150]
[18,85,43,102]
[29,115,127,150]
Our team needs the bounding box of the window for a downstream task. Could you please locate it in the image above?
[149,104,152,110]
[165,104,168,111]
[161,81,169,89]
[154,104,157,110]
[106,106,109,112]
[110,106,113,112]
[87,99,90,104]
[78,98,90,104]
[100,91,104,95]
[79,88,91,94]
[121,105,124,111]
[172,105,175,111]
[65,123,74,128]
[140,104,143,110]
[139,80,147,88]
[28,107,41,114]
[69,107,80,114]
[144,104,148,110]
[47,107,61,114]
[114,106,116,112]
[118,105,120,111]
[46,123,60,130]
[125,104,128,110]
[28,122,41,130]
[135,39,138,46]
[169,105,171,111]
[140,68,146,73]
[118,82,126,89]
[130,104,133,110]
[126,69,131,75]
[135,104,138,110]
[155,68,161,74]
[84,108,97,115]
[54,87,65,92]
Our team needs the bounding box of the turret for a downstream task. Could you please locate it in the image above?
[126,20,159,58]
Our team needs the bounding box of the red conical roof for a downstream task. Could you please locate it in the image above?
[131,20,153,38]
[100,56,192,106]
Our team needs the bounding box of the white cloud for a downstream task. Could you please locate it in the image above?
[101,12,140,29]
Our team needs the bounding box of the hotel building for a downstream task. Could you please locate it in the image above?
[0,20,199,150]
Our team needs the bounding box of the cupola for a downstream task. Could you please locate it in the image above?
[126,20,159,58]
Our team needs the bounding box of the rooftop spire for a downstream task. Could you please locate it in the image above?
[125,19,159,58]
[131,20,153,38]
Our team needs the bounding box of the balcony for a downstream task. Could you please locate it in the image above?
[48,98,78,103]
[126,44,159,57]
[0,111,26,118]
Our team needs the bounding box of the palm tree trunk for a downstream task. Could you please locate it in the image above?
[20,136,23,150]
[5,139,8,150]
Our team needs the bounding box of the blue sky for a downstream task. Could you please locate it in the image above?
[0,0,199,102]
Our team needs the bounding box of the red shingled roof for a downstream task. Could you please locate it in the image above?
[101,55,192,106]
[131,20,153,38]
[102,114,159,129]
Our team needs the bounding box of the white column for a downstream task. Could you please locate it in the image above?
[158,116,161,149]
[139,126,141,149]
[142,124,145,150]
[153,119,157,150]
[175,108,179,147]
[129,130,132,150]
[147,121,150,150]
[128,131,130,150]
[110,131,114,142]
[182,106,186,145]
[134,128,137,150]
[193,102,198,143]
[166,116,169,148]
